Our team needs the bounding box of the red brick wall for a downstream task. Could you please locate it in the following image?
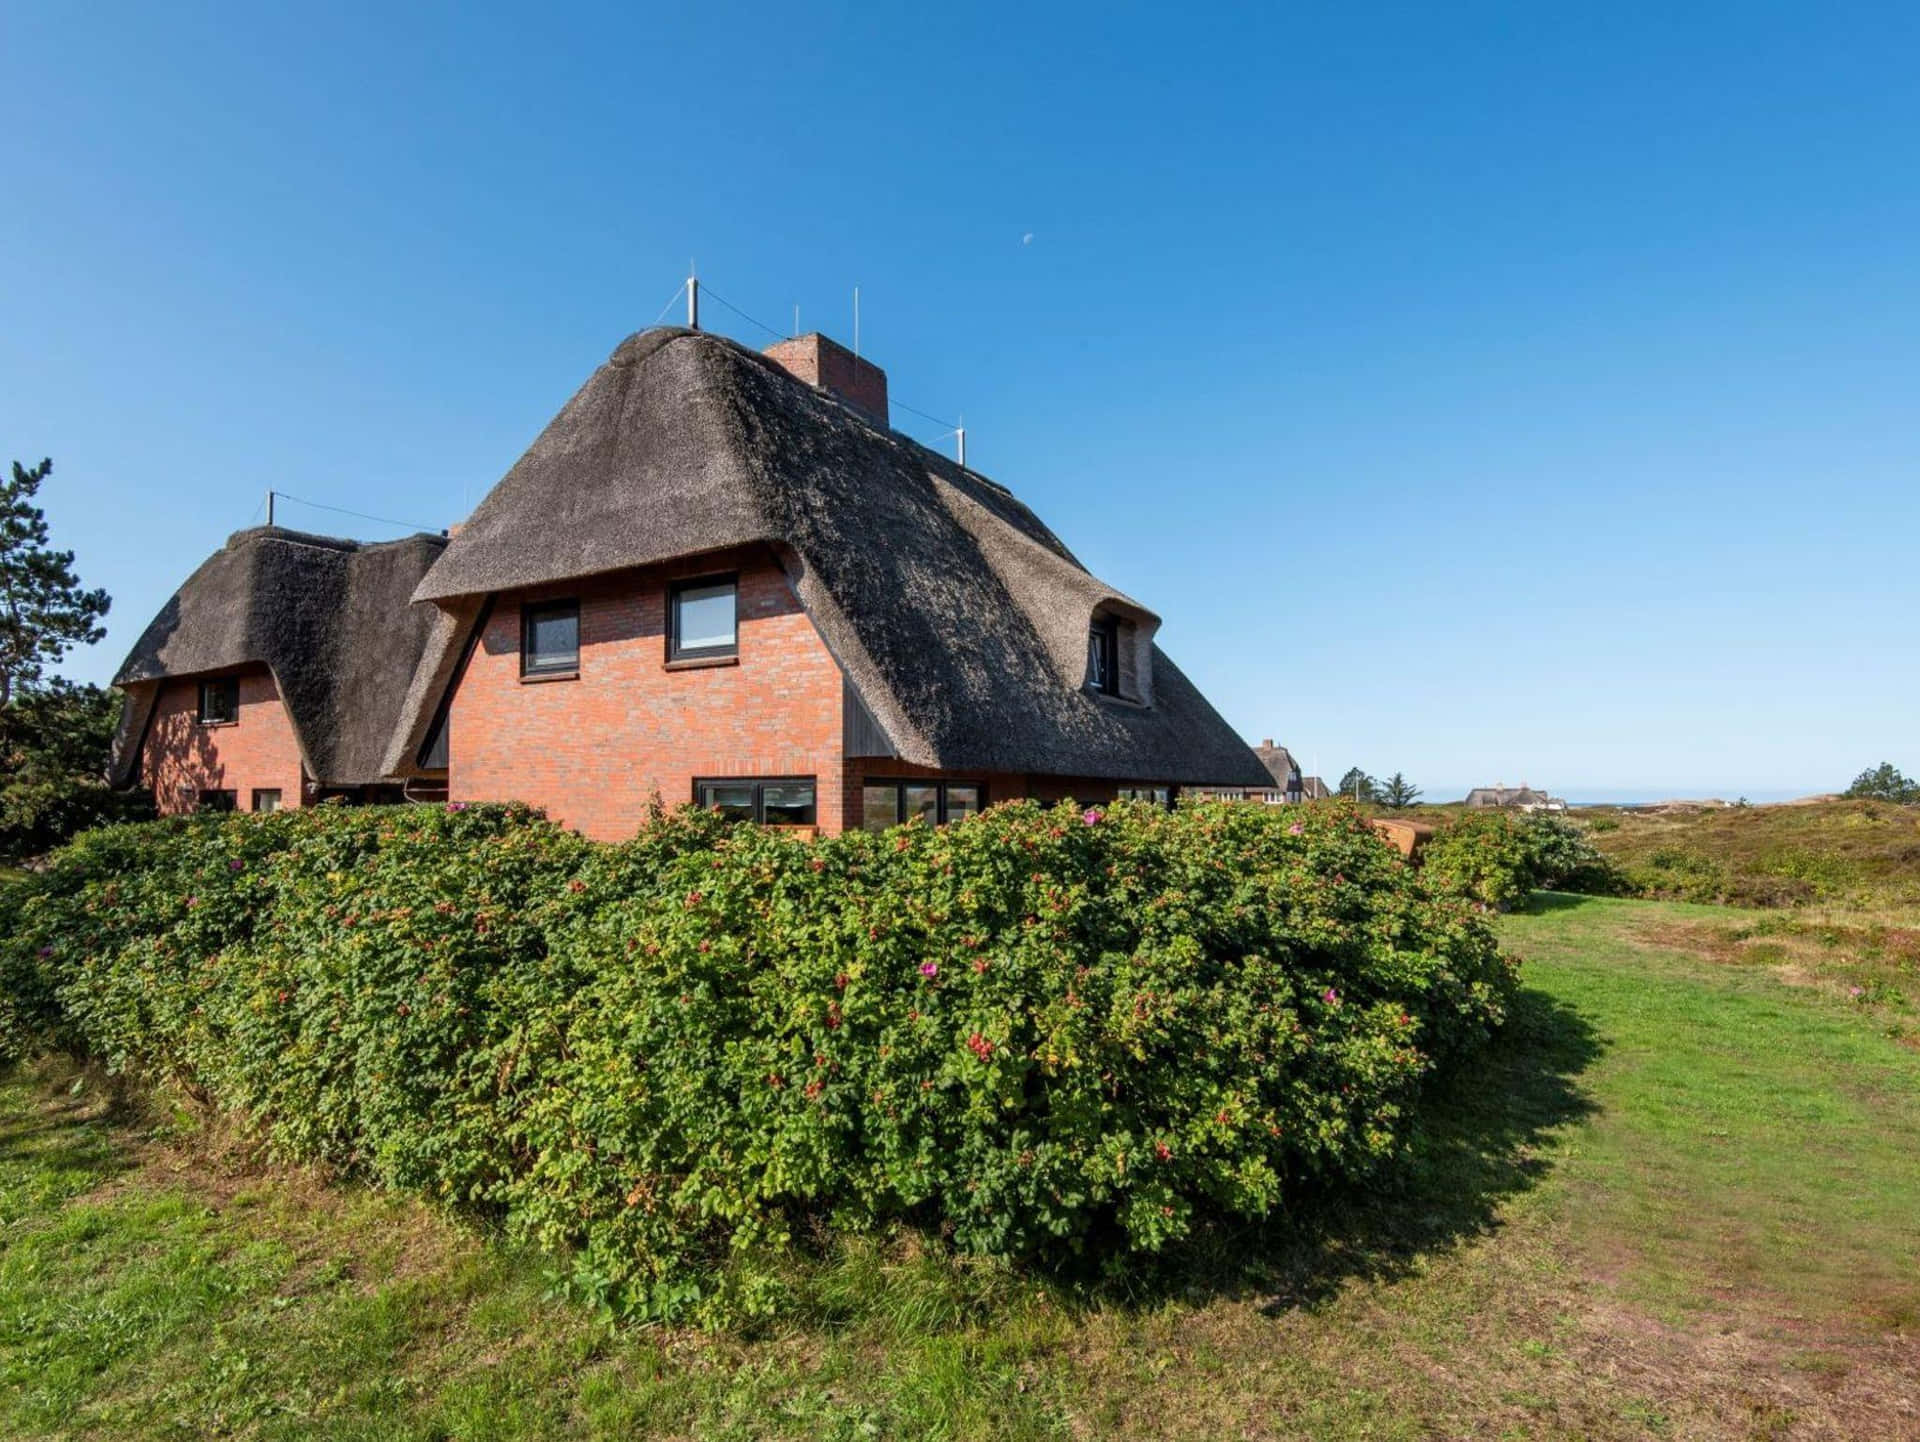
[143,667,306,814]
[447,548,848,840]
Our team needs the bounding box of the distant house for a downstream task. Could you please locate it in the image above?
[1300,775,1333,800]
[1463,785,1566,812]
[111,325,1274,833]
[1191,739,1306,804]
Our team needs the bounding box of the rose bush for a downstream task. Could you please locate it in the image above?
[1,797,1516,1324]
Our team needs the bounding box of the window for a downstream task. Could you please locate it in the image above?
[1118,786,1173,808]
[1087,618,1119,695]
[670,576,738,661]
[861,780,985,833]
[197,789,237,812]
[198,676,239,725]
[694,777,816,826]
[251,789,282,813]
[521,600,579,677]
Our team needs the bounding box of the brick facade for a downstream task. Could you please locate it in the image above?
[447,546,852,840]
[142,667,306,814]
[130,560,1155,836]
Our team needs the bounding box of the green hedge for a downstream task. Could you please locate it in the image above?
[1,799,1515,1323]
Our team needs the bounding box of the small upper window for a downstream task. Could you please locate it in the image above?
[198,677,239,725]
[1087,618,1119,695]
[670,577,738,661]
[251,789,282,813]
[522,600,580,677]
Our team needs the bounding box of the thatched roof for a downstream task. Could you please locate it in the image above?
[1253,742,1301,790]
[412,327,1270,787]
[111,527,448,788]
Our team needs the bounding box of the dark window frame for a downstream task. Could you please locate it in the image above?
[251,788,282,813]
[197,788,238,813]
[668,573,740,662]
[692,775,818,826]
[520,598,581,678]
[1087,617,1120,695]
[197,676,240,725]
[860,779,986,832]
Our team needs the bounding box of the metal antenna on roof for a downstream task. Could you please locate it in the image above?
[853,286,860,360]
[686,262,699,330]
[793,304,800,338]
[956,415,966,468]
[266,489,275,527]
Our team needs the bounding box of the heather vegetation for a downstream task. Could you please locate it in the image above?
[0,798,1514,1326]
[1583,796,1920,910]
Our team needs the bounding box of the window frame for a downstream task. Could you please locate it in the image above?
[196,788,238,813]
[197,676,240,725]
[860,779,986,832]
[520,598,581,679]
[668,573,740,663]
[1087,617,1120,696]
[251,788,282,813]
[692,775,817,826]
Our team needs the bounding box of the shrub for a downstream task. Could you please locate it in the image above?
[1421,811,1627,909]
[2,798,1516,1324]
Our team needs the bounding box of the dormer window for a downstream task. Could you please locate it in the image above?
[1088,618,1119,695]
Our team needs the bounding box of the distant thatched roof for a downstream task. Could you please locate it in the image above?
[111,527,448,788]
[1300,775,1333,800]
[1253,742,1301,789]
[1463,785,1561,809]
[412,327,1270,787]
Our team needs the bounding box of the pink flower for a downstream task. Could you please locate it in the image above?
[1850,985,1865,998]
[1288,823,1304,836]
[1082,808,1104,825]
[228,858,244,872]
[920,961,939,978]
[1323,988,1340,1005]
[447,802,468,812]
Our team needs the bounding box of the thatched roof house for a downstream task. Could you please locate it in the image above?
[1463,785,1566,811]
[400,326,1270,791]
[111,323,1270,830]
[111,527,448,793]
[1252,740,1305,801]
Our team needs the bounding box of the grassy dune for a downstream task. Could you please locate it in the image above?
[4,893,1917,1438]
[1583,798,1920,909]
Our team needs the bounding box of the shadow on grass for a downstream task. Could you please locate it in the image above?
[0,1062,142,1195]
[1525,889,1606,913]
[1086,983,1605,1314]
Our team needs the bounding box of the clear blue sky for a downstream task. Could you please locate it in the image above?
[5,2,1917,801]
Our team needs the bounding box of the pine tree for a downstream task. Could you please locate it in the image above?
[1379,773,1422,809]
[1,458,110,708]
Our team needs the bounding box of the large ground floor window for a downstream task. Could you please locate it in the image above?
[861,780,983,832]
[694,777,817,825]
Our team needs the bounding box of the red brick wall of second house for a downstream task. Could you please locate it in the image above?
[143,667,307,814]
[447,548,849,840]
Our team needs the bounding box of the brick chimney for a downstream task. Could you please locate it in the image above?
[762,333,888,427]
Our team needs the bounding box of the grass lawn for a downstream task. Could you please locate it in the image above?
[2,894,1916,1439]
